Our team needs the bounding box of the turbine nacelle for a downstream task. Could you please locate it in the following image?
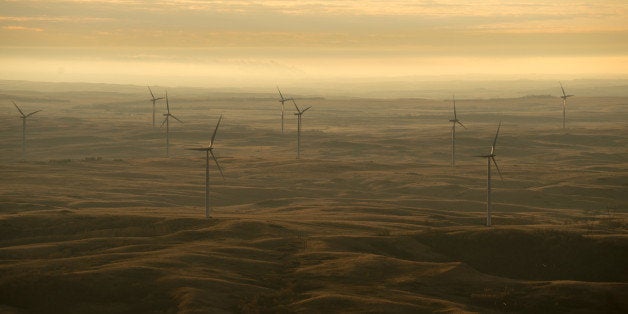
[477,154,503,180]
[450,94,467,167]
[559,82,574,100]
[148,86,165,127]
[161,113,183,125]
[559,82,573,129]
[476,122,504,181]
[450,119,466,128]
[293,99,311,115]
[13,101,41,119]
[277,86,293,134]
[450,96,466,129]
[187,115,225,178]
[161,92,183,124]
[277,87,294,104]
[279,98,293,104]
[148,86,165,102]
[20,112,41,119]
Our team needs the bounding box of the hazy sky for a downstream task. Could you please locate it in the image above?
[1,0,628,87]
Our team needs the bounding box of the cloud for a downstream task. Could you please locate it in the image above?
[3,25,43,31]
[0,16,113,22]
[1,0,627,54]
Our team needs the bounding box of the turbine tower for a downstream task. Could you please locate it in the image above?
[559,82,574,129]
[13,101,42,160]
[293,99,311,159]
[187,115,224,218]
[476,122,503,227]
[161,91,183,157]
[449,95,466,167]
[148,86,164,127]
[277,87,293,134]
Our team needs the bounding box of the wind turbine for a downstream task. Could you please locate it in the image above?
[13,101,42,160]
[186,115,224,218]
[293,99,311,159]
[476,122,503,227]
[277,87,293,134]
[559,82,574,129]
[449,95,466,167]
[161,91,183,157]
[148,86,164,127]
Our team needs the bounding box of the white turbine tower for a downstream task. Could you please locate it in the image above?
[277,87,293,134]
[293,99,311,159]
[449,95,466,167]
[559,82,574,129]
[13,101,42,160]
[476,122,503,227]
[161,91,183,157]
[187,115,224,218]
[148,86,164,127]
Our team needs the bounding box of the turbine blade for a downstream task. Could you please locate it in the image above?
[492,157,504,181]
[210,150,225,179]
[301,106,312,113]
[492,121,501,149]
[453,95,457,119]
[560,82,567,97]
[187,147,209,151]
[292,99,300,112]
[277,86,285,100]
[156,97,164,101]
[170,114,183,123]
[160,116,168,127]
[12,101,25,117]
[165,91,170,113]
[148,86,155,99]
[26,109,42,117]
[210,115,222,148]
[458,121,466,129]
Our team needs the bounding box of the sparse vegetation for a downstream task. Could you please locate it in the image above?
[82,156,102,162]
[0,85,626,313]
[420,229,628,282]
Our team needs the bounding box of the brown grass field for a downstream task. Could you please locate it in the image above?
[1,82,627,313]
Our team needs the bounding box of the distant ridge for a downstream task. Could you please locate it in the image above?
[2,78,628,98]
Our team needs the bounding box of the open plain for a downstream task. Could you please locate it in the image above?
[1,81,627,313]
